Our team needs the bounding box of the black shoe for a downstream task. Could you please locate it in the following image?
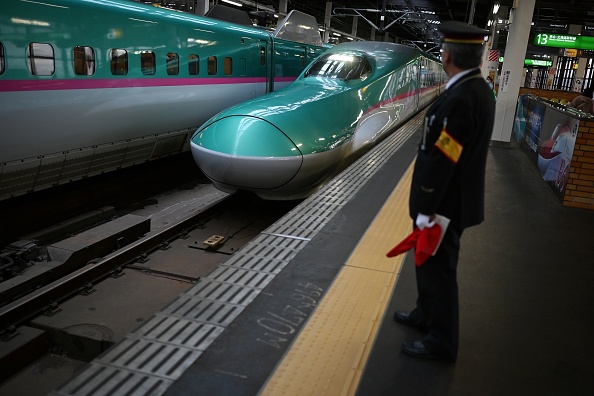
[401,340,441,360]
[393,310,426,330]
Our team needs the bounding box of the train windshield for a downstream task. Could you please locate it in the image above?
[304,53,372,81]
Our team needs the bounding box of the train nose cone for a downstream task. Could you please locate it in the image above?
[191,116,303,189]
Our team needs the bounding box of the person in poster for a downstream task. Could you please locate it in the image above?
[537,118,578,195]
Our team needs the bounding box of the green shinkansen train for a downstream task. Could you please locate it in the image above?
[191,41,446,200]
[0,0,326,200]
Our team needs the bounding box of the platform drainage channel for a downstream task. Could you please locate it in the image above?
[49,111,425,396]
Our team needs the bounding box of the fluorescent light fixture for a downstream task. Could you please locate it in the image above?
[329,54,355,61]
[493,3,500,14]
[221,0,242,7]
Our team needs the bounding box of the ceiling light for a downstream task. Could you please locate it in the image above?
[221,0,242,7]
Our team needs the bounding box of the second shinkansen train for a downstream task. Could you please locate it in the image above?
[191,41,446,200]
[0,0,326,201]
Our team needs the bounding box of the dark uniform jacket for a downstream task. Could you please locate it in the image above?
[409,67,496,230]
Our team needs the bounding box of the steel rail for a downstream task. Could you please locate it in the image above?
[0,196,231,336]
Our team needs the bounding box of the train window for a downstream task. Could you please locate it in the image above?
[260,47,266,66]
[224,57,232,75]
[27,43,54,76]
[304,53,371,81]
[110,48,128,75]
[208,56,217,75]
[189,54,199,75]
[73,46,95,76]
[141,51,155,75]
[0,43,4,75]
[167,53,179,75]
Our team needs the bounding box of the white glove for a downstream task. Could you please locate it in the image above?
[416,213,435,230]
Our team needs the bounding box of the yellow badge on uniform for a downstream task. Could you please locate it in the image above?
[435,131,463,163]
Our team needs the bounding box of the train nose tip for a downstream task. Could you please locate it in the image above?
[190,116,303,189]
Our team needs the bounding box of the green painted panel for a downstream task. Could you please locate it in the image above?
[193,116,300,157]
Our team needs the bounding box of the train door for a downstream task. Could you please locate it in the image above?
[260,39,273,93]
[415,58,422,111]
[269,39,308,91]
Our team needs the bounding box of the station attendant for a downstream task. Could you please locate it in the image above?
[393,21,496,362]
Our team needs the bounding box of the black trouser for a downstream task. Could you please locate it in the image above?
[410,224,463,361]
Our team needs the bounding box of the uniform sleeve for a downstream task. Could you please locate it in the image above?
[416,96,475,215]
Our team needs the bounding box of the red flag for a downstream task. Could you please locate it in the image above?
[386,224,443,266]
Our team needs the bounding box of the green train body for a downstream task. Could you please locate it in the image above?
[191,41,446,200]
[0,0,325,200]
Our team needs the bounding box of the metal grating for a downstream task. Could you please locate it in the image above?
[129,316,224,350]
[53,363,172,396]
[206,266,275,289]
[223,253,291,273]
[94,338,204,379]
[51,111,425,396]
[161,297,245,327]
[183,280,260,306]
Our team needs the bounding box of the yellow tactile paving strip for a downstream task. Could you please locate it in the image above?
[260,160,415,396]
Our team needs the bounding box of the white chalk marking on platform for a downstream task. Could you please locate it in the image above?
[261,232,311,241]
[214,369,249,379]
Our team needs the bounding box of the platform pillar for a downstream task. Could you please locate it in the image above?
[491,0,536,142]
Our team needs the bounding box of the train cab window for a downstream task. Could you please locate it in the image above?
[304,53,371,81]
[208,56,217,75]
[224,57,232,75]
[73,46,95,76]
[141,51,155,75]
[110,48,128,75]
[27,43,54,76]
[0,43,4,75]
[167,53,179,75]
[188,54,199,75]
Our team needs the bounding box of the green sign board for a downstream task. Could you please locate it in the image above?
[524,59,552,67]
[534,33,594,50]
[498,57,553,67]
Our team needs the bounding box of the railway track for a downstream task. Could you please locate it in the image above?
[0,156,300,396]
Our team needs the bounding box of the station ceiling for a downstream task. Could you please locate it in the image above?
[219,0,594,55]
[144,1,594,57]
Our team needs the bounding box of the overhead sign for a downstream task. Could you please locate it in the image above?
[534,21,568,30]
[524,59,552,67]
[499,57,552,67]
[534,33,594,50]
[564,48,578,57]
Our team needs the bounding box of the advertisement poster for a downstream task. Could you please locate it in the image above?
[514,95,579,199]
[536,111,578,197]
[513,95,546,160]
[500,70,511,93]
